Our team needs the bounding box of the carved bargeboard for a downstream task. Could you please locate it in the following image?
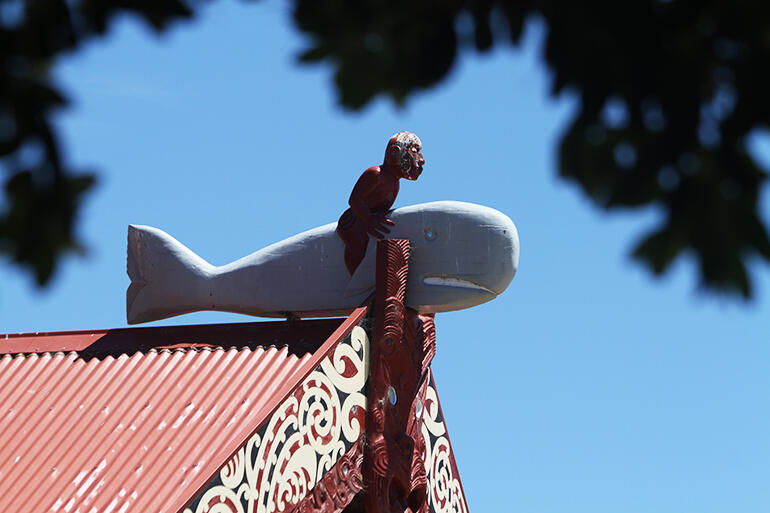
[183,323,369,513]
[422,374,469,513]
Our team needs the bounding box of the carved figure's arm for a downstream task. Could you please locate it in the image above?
[348,169,395,239]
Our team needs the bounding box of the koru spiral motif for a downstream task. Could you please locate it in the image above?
[421,376,468,513]
[183,325,369,513]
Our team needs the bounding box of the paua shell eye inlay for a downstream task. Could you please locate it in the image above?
[387,386,397,405]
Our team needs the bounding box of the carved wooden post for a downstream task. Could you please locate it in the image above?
[364,239,436,513]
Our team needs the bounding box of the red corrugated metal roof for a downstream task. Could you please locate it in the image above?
[0,309,367,513]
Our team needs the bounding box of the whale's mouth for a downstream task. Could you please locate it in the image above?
[422,275,497,295]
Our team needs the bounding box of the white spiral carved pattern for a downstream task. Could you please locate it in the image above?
[421,382,468,513]
[220,447,246,489]
[185,326,369,513]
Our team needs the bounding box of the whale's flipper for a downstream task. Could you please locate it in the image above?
[127,225,215,324]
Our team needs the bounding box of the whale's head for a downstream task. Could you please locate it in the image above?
[385,201,519,313]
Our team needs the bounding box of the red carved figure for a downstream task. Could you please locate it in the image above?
[337,132,425,275]
[362,239,435,513]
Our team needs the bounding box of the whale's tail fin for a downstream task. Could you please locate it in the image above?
[127,225,215,324]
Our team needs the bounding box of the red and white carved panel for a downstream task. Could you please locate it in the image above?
[421,375,469,513]
[183,325,369,513]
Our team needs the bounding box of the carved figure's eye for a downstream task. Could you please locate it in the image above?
[424,227,437,241]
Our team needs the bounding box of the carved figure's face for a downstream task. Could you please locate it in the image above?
[387,132,425,180]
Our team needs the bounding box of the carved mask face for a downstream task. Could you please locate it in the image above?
[387,132,425,180]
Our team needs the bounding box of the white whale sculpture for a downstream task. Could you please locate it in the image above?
[126,201,519,324]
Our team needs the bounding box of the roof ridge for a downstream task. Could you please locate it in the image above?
[0,318,345,359]
[0,342,311,362]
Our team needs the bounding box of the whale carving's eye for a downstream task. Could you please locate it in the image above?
[424,227,437,241]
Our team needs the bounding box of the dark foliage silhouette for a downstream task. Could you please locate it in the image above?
[0,0,192,284]
[3,0,769,297]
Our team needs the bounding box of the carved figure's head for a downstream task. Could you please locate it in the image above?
[385,131,424,180]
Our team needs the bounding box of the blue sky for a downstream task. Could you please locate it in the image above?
[2,3,769,512]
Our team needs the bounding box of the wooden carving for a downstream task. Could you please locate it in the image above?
[337,132,424,275]
[127,200,518,324]
[364,239,437,513]
[183,324,369,513]
[291,438,365,513]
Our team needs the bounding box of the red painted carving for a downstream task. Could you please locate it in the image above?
[336,132,425,275]
[290,437,365,513]
[364,239,437,513]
